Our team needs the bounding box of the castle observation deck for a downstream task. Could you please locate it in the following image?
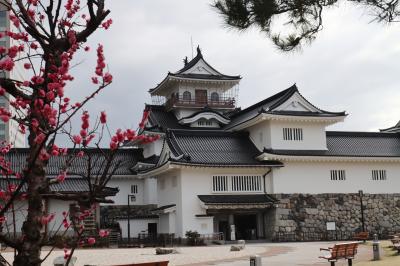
[150,46,241,111]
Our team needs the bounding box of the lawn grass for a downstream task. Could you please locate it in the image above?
[355,241,400,265]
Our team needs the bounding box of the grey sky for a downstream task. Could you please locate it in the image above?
[66,0,400,141]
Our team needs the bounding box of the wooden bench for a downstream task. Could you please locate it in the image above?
[391,236,400,253]
[353,232,369,241]
[319,242,358,266]
[391,237,400,245]
[393,244,400,253]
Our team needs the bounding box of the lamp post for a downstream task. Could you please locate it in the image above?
[127,194,136,244]
[359,190,366,232]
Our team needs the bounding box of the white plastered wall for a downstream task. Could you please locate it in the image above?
[103,177,145,206]
[142,139,164,158]
[47,200,74,234]
[143,177,158,205]
[156,170,182,235]
[272,161,400,194]
[176,167,268,237]
[248,120,328,151]
[3,200,27,234]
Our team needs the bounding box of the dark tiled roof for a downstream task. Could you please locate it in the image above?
[146,105,231,132]
[178,108,231,122]
[0,178,118,194]
[140,155,160,165]
[151,204,176,211]
[166,129,283,166]
[5,148,139,176]
[100,205,159,220]
[264,131,400,157]
[169,73,240,81]
[198,194,278,204]
[172,47,240,80]
[149,48,240,94]
[226,85,346,130]
[146,105,186,131]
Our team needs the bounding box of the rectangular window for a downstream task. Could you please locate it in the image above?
[212,175,262,192]
[283,128,303,141]
[131,184,138,194]
[212,175,228,192]
[372,170,387,181]
[330,170,346,181]
[198,120,213,127]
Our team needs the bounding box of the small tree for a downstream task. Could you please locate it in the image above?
[0,1,158,265]
[213,0,400,51]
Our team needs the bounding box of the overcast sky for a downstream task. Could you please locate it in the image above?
[66,0,400,141]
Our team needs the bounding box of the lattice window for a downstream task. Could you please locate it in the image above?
[231,175,262,192]
[212,175,229,192]
[330,170,346,181]
[283,128,303,141]
[372,170,387,181]
[131,184,138,194]
[197,120,213,127]
[212,175,263,192]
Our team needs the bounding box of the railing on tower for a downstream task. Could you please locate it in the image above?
[165,94,236,109]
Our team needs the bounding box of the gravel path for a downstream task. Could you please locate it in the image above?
[0,241,382,266]
[2,245,267,266]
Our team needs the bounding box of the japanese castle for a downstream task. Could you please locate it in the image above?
[6,47,400,241]
[111,47,400,241]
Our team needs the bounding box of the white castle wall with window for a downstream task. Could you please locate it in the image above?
[271,161,399,194]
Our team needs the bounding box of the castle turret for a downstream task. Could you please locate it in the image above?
[149,46,241,124]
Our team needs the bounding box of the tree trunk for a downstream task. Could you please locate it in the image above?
[13,145,46,266]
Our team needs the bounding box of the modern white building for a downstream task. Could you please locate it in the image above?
[122,47,400,241]
[0,4,26,147]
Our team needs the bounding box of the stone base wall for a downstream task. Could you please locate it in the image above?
[269,193,400,240]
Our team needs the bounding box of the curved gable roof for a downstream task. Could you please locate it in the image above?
[149,47,241,94]
[225,84,346,130]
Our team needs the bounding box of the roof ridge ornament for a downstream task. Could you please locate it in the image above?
[183,56,188,66]
[196,45,202,57]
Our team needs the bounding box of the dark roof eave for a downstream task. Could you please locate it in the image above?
[264,110,347,117]
[262,149,400,158]
[326,131,400,137]
[169,160,283,167]
[198,194,279,204]
[169,73,241,81]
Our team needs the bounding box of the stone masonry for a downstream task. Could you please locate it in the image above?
[268,193,400,240]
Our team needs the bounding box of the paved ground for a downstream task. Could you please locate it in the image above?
[0,241,390,266]
[195,242,372,266]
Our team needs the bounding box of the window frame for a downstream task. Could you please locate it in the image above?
[372,170,387,181]
[330,170,346,181]
[212,175,263,193]
[283,128,303,141]
[182,91,191,101]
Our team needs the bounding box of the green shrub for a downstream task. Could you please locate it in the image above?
[185,230,204,246]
